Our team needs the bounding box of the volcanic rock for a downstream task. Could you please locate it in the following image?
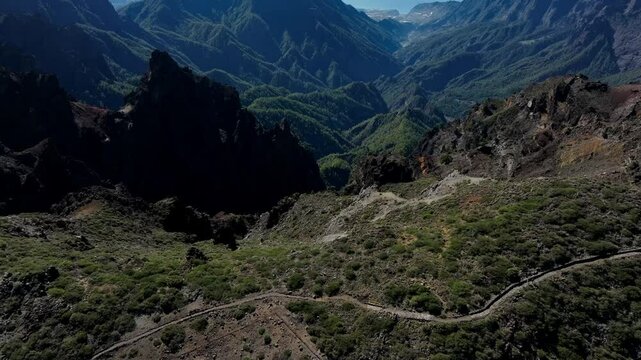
[347,154,414,192]
[416,75,641,180]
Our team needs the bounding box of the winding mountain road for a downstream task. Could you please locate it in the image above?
[92,248,641,359]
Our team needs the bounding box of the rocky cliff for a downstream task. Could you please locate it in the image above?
[415,75,641,181]
[0,51,324,215]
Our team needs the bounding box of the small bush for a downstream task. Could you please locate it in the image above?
[161,325,185,353]
[287,273,305,291]
[325,280,342,296]
[234,304,256,320]
[190,318,208,332]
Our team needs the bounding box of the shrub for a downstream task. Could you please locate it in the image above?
[325,280,342,296]
[161,325,185,353]
[233,304,256,320]
[287,273,305,291]
[190,318,208,332]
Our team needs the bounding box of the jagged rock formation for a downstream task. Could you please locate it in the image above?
[153,198,213,241]
[98,51,323,213]
[347,154,414,192]
[0,140,99,214]
[0,51,324,215]
[416,75,641,180]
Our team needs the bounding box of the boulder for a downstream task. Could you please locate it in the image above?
[211,213,257,248]
[347,154,414,192]
[153,198,213,241]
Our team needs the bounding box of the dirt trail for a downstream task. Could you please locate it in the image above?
[92,248,641,359]
[321,171,485,241]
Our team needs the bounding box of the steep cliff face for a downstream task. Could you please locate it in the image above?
[415,75,641,180]
[0,69,77,151]
[0,51,323,214]
[98,51,324,213]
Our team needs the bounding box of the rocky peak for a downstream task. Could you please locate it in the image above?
[0,68,76,152]
[102,51,325,213]
[415,75,641,180]
[0,51,324,215]
[123,50,243,136]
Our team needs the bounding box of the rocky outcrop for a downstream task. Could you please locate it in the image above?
[347,154,414,192]
[0,69,77,151]
[415,75,641,180]
[210,213,257,248]
[0,267,66,336]
[99,51,324,213]
[0,51,324,215]
[261,195,299,230]
[0,140,100,214]
[154,198,213,241]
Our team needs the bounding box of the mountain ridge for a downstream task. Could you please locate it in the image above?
[0,51,324,215]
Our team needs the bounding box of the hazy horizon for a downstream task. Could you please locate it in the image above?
[343,0,439,13]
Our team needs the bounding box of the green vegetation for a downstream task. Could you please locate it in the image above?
[247,82,387,158]
[247,83,445,189]
[256,178,641,315]
[385,284,443,314]
[233,304,257,320]
[346,109,445,156]
[161,325,186,353]
[0,201,319,359]
[2,177,640,358]
[318,154,353,190]
[290,258,641,359]
[287,273,306,291]
[190,318,208,332]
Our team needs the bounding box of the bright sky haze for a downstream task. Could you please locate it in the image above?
[343,0,436,13]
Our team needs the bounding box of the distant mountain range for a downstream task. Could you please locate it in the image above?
[110,0,135,8]
[377,0,641,115]
[363,1,459,24]
[0,0,400,108]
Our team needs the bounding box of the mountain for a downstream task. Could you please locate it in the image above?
[247,82,388,158]
[363,2,458,25]
[0,0,124,30]
[245,81,445,188]
[0,51,323,214]
[379,0,641,116]
[0,0,401,108]
[0,0,157,107]
[110,0,135,8]
[5,74,641,360]
[121,0,401,89]
[362,9,401,21]
[404,1,459,24]
[415,75,641,180]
